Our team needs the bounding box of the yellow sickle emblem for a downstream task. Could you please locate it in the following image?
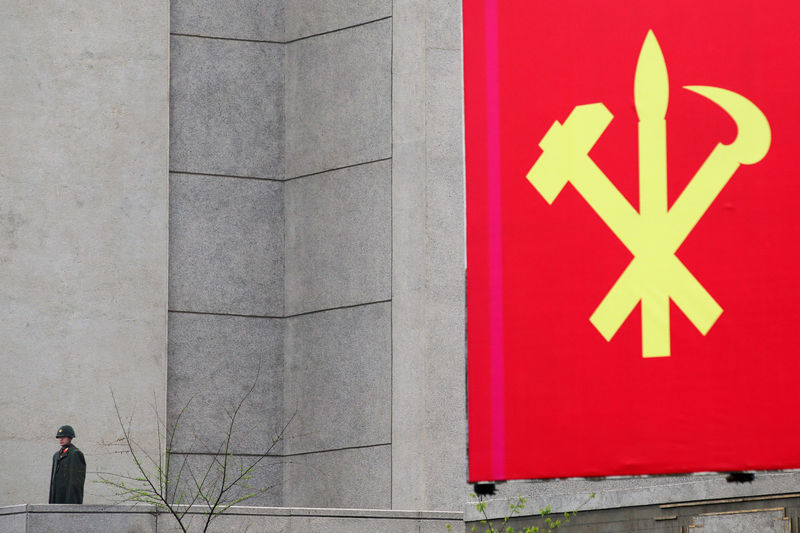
[527,30,771,357]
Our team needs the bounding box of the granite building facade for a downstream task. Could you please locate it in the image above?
[1,2,799,531]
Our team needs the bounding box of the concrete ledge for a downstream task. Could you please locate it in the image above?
[0,503,461,518]
[470,471,800,521]
[0,504,158,533]
[205,506,461,520]
[0,504,462,533]
[466,493,800,533]
[8,504,157,514]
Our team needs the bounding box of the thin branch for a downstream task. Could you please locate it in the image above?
[107,390,188,533]
[100,356,290,533]
[152,394,164,496]
[222,411,295,493]
[203,362,263,532]
[166,396,194,507]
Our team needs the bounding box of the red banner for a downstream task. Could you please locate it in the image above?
[465,1,800,481]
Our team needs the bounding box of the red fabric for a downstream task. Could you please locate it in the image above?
[465,0,800,481]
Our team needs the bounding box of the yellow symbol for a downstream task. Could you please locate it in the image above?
[526,31,771,357]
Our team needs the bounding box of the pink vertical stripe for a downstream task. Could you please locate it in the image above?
[485,0,506,480]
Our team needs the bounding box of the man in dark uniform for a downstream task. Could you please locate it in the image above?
[49,425,86,504]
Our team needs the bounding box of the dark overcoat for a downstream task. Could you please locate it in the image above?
[49,444,86,504]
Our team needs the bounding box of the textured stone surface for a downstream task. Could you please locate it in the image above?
[0,509,25,533]
[419,520,464,533]
[425,49,464,202]
[26,508,156,533]
[284,161,391,314]
[288,515,417,533]
[168,313,284,455]
[170,36,284,178]
[425,0,461,50]
[169,173,284,316]
[166,453,283,508]
[477,494,800,533]
[283,302,391,454]
[390,0,467,512]
[0,0,168,504]
[285,0,391,41]
[286,19,391,178]
[282,445,391,508]
[172,0,284,41]
[692,509,790,533]
[160,512,290,532]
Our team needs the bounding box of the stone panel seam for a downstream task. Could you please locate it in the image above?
[169,16,392,46]
[169,299,391,320]
[274,298,392,318]
[281,35,288,510]
[389,6,395,511]
[171,442,390,458]
[168,309,281,319]
[281,11,289,315]
[171,158,392,183]
[279,442,391,458]
[422,0,431,510]
[170,32,283,44]
[169,170,284,183]
[285,16,392,44]
[170,451,283,457]
[284,157,392,182]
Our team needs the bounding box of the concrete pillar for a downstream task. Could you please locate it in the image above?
[391,0,467,511]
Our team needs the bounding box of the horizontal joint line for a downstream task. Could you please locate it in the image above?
[170,16,392,45]
[284,158,392,181]
[169,170,282,182]
[285,17,393,44]
[168,300,392,320]
[170,33,283,44]
[170,442,391,458]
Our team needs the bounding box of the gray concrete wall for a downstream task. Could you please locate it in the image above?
[282,11,393,508]
[168,0,462,510]
[0,0,169,504]
[168,0,287,508]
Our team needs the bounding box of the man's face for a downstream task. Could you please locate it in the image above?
[57,437,71,447]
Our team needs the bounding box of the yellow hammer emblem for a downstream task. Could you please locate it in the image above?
[527,31,771,357]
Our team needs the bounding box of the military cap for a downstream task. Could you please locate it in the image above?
[56,425,76,438]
